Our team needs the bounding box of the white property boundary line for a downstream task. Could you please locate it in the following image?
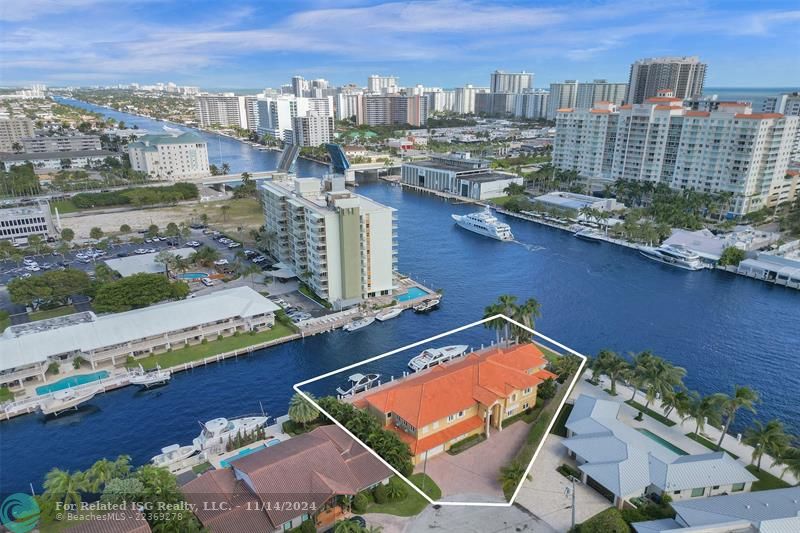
[293,314,587,508]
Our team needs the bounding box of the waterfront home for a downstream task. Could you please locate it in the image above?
[632,487,800,533]
[563,395,756,509]
[0,286,280,390]
[183,425,391,532]
[352,343,557,464]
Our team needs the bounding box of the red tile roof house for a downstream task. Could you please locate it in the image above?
[182,425,391,532]
[352,343,557,465]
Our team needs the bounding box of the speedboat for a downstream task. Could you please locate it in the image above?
[129,364,171,388]
[573,228,604,243]
[343,317,375,332]
[151,444,197,468]
[408,345,469,372]
[192,416,269,452]
[452,206,514,241]
[375,308,402,322]
[413,299,440,313]
[39,388,97,416]
[336,373,381,396]
[639,244,705,271]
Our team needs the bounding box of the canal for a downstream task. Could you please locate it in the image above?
[1,101,798,496]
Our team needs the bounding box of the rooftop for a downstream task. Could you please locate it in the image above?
[0,149,119,161]
[104,248,196,277]
[0,286,280,373]
[128,132,206,151]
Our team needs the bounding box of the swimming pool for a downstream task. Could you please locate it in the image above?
[636,428,688,455]
[178,272,208,280]
[219,439,282,468]
[396,287,428,302]
[36,371,110,395]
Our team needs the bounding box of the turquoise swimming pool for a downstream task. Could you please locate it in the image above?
[36,371,110,395]
[637,428,688,455]
[397,287,428,302]
[178,272,208,280]
[219,439,282,468]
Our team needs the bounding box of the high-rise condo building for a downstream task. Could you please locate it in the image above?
[360,95,428,127]
[626,56,707,104]
[128,132,210,179]
[256,96,334,143]
[517,90,550,120]
[367,75,399,94]
[762,92,800,161]
[0,117,35,152]
[546,81,579,119]
[552,99,799,215]
[454,85,489,114]
[292,112,335,147]
[490,70,533,94]
[291,76,309,97]
[575,80,628,108]
[335,92,363,121]
[261,177,397,307]
[195,94,249,129]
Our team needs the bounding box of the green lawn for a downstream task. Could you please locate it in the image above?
[50,199,79,214]
[0,387,14,402]
[366,474,441,516]
[747,464,791,491]
[29,305,77,322]
[490,194,525,207]
[130,323,296,370]
[685,432,739,459]
[625,400,676,427]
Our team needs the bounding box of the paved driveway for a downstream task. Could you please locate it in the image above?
[403,497,557,533]
[515,435,611,532]
[414,419,530,502]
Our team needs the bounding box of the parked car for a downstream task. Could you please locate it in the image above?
[201,278,214,287]
[213,259,229,266]
[20,272,32,279]
[227,242,241,249]
[134,248,148,254]
[243,249,257,257]
[186,241,201,247]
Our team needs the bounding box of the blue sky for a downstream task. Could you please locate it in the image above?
[1,0,799,89]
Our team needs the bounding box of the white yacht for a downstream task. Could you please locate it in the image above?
[151,444,197,468]
[639,244,705,271]
[192,416,269,452]
[343,316,375,332]
[129,365,171,388]
[452,207,514,241]
[336,373,381,396]
[408,345,469,372]
[39,388,97,416]
[573,228,604,243]
[413,299,440,313]
[376,308,402,321]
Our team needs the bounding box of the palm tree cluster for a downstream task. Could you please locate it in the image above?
[483,294,542,343]
[590,350,800,481]
[317,396,414,476]
[39,455,203,531]
[288,392,321,429]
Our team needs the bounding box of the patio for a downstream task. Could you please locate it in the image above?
[414,417,530,501]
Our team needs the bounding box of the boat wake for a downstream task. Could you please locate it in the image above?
[513,240,545,252]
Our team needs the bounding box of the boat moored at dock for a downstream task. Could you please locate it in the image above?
[151,444,198,467]
[343,316,376,332]
[336,373,381,396]
[452,206,514,241]
[39,388,98,416]
[193,416,269,452]
[639,244,705,271]
[408,344,469,372]
[129,365,171,388]
[573,228,604,243]
[413,299,440,313]
[375,308,403,321]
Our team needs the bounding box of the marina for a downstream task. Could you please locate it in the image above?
[2,103,798,500]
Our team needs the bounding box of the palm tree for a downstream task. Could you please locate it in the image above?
[86,458,116,492]
[483,302,506,344]
[717,386,760,447]
[44,468,87,508]
[513,297,542,339]
[220,162,231,175]
[743,420,790,471]
[772,446,800,481]
[628,351,656,401]
[661,389,692,419]
[288,392,320,429]
[593,350,629,395]
[639,357,686,410]
[190,245,221,267]
[498,460,531,495]
[684,393,724,436]
[334,520,362,533]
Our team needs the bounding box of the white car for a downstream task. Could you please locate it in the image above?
[134,248,148,254]
[186,241,201,247]
[227,242,241,248]
[20,273,32,279]
[23,258,38,266]
[201,278,214,287]
[25,265,41,272]
[213,259,229,266]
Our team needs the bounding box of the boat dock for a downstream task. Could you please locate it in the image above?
[381,177,482,205]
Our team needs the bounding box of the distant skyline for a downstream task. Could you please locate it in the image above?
[1,0,799,89]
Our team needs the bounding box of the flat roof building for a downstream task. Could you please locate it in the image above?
[261,176,397,308]
[21,135,102,154]
[0,200,56,242]
[0,286,280,389]
[0,117,35,152]
[127,132,209,179]
[104,248,196,277]
[401,153,524,200]
[531,191,625,215]
[0,150,121,172]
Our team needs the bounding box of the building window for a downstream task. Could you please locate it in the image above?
[691,487,705,498]
[732,483,745,492]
